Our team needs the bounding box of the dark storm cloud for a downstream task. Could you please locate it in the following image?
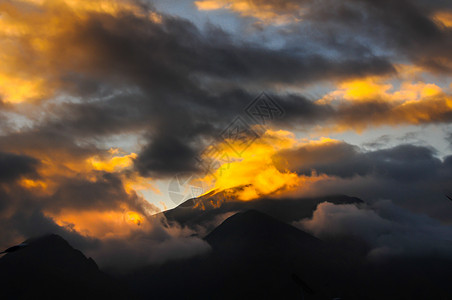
[275,141,452,222]
[48,7,394,98]
[0,152,39,183]
[0,128,96,160]
[303,0,452,72]
[224,0,452,73]
[135,135,200,177]
[276,142,444,182]
[44,173,146,212]
[272,92,452,133]
[272,93,332,126]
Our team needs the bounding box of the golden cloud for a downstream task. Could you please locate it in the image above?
[316,72,452,132]
[0,0,161,103]
[10,144,159,214]
[200,130,332,201]
[12,146,160,239]
[195,0,303,24]
[319,76,443,104]
[45,208,147,239]
[433,11,452,27]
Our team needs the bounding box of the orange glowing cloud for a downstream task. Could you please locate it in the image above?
[320,77,443,104]
[0,0,161,103]
[195,0,302,24]
[200,130,328,201]
[45,207,148,239]
[315,73,452,132]
[434,11,452,27]
[11,146,159,207]
[86,149,160,196]
[92,149,160,197]
[9,146,162,240]
[87,151,137,173]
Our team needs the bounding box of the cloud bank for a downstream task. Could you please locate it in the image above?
[295,200,452,259]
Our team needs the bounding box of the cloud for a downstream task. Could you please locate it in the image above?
[200,129,316,201]
[295,200,452,259]
[87,220,211,272]
[195,0,452,73]
[135,135,201,178]
[446,130,452,148]
[0,151,39,182]
[309,0,452,73]
[277,76,452,132]
[195,0,306,24]
[275,141,443,182]
[272,139,452,221]
[434,11,452,27]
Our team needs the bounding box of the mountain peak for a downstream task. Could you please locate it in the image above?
[0,234,129,299]
[205,209,321,253]
[1,233,99,273]
[24,233,72,249]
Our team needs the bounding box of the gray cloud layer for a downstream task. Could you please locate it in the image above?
[295,200,452,259]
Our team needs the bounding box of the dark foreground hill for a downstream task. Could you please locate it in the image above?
[0,234,130,300]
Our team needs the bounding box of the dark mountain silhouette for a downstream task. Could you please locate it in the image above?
[0,234,130,300]
[204,209,322,252]
[202,210,356,299]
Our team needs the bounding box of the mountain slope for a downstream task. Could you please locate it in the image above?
[204,209,361,299]
[0,234,129,300]
[127,210,354,299]
[205,209,321,252]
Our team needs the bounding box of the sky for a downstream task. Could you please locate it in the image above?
[1,0,452,267]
